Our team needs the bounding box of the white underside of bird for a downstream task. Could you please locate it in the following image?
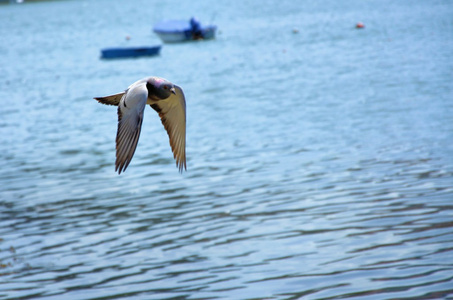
[94,76,186,174]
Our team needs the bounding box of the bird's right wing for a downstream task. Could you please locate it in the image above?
[115,84,148,174]
[150,85,187,172]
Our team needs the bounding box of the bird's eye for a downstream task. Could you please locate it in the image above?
[163,85,168,90]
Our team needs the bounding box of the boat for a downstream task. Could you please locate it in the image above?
[153,18,217,43]
[100,45,161,59]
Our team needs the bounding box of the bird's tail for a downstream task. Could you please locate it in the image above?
[94,92,125,106]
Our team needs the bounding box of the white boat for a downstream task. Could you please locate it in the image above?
[153,18,217,43]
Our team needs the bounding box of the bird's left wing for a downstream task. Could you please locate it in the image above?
[150,85,187,172]
[115,84,148,174]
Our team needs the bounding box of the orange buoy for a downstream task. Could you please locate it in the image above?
[356,22,365,29]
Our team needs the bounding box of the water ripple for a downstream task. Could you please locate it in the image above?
[1,0,453,299]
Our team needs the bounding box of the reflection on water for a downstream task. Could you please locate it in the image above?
[1,0,453,299]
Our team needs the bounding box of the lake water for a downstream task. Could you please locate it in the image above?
[1,0,453,299]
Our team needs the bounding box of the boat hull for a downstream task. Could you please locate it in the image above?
[100,46,161,59]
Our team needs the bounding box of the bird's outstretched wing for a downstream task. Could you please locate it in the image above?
[150,85,186,172]
[115,84,147,174]
[94,92,125,106]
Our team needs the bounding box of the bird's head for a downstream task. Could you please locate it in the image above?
[147,77,176,100]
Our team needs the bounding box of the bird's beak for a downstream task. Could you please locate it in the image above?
[170,87,176,95]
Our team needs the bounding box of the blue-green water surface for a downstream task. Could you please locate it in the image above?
[1,0,453,299]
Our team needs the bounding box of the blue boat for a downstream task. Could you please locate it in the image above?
[100,45,161,59]
[153,18,216,43]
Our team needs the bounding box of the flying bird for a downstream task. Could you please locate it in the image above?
[94,76,186,174]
